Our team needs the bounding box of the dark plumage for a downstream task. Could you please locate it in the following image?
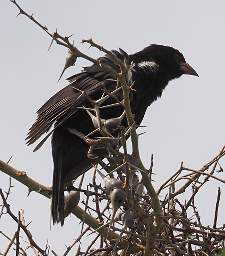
[26,44,198,225]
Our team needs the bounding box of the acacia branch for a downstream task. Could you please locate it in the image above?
[10,0,121,80]
[171,146,225,199]
[0,160,141,253]
[84,36,162,228]
[0,189,46,255]
[118,65,162,228]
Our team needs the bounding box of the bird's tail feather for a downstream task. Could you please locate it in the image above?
[51,150,65,225]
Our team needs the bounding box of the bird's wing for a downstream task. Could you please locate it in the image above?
[26,74,106,146]
[26,49,129,149]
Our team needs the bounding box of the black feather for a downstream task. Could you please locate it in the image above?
[26,45,198,224]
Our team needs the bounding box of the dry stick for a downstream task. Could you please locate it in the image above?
[0,189,46,255]
[87,246,113,256]
[51,250,59,256]
[185,159,220,209]
[10,0,120,80]
[148,154,154,182]
[157,162,183,195]
[10,0,95,63]
[82,39,112,56]
[92,166,104,223]
[183,167,225,184]
[169,224,225,238]
[213,187,221,229]
[0,160,51,196]
[1,157,14,218]
[0,177,13,218]
[15,211,21,256]
[117,66,162,228]
[82,38,125,69]
[1,231,27,256]
[3,232,17,256]
[83,234,100,256]
[190,197,202,226]
[121,128,130,190]
[62,227,89,256]
[81,184,91,233]
[0,161,141,253]
[171,146,225,199]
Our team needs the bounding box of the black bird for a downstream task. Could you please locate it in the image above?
[26,44,198,225]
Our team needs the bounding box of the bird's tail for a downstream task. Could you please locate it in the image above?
[51,150,65,225]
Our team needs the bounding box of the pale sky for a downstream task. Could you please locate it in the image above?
[1,0,225,254]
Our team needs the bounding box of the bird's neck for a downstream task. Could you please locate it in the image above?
[130,69,170,125]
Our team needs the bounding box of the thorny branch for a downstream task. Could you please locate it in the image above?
[0,189,47,255]
[2,1,224,255]
[1,147,224,255]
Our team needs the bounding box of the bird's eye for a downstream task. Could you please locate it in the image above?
[173,52,185,64]
[173,54,181,63]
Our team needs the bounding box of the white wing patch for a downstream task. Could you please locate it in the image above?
[137,61,159,72]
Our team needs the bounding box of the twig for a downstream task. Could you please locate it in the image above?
[2,232,17,256]
[157,162,183,195]
[0,160,51,197]
[117,60,162,228]
[15,211,21,255]
[63,227,89,256]
[213,187,221,229]
[171,146,225,199]
[1,231,27,256]
[83,234,100,256]
[183,167,225,184]
[0,189,46,255]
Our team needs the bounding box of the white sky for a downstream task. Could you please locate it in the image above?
[1,0,225,254]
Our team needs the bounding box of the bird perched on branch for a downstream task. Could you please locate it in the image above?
[26,44,198,225]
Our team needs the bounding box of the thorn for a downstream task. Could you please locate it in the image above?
[7,155,13,164]
[67,34,74,39]
[17,10,24,17]
[48,29,57,51]
[26,221,32,227]
[58,49,77,81]
[27,189,32,197]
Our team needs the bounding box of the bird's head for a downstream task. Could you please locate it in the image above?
[135,44,198,80]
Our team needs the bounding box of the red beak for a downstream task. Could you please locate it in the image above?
[180,62,199,77]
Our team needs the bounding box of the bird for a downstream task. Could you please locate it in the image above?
[26,44,198,225]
